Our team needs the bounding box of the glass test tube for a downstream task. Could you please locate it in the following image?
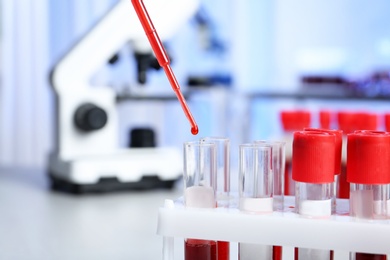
[200,137,230,207]
[239,143,273,260]
[292,131,335,260]
[200,137,230,260]
[347,131,390,260]
[255,140,286,212]
[183,141,217,260]
[304,128,343,213]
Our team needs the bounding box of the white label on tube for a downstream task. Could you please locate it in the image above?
[185,186,215,208]
[299,199,331,217]
[239,197,273,213]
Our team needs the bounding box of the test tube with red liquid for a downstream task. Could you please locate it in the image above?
[239,143,273,260]
[292,131,335,260]
[183,141,217,260]
[347,131,390,260]
[200,137,230,260]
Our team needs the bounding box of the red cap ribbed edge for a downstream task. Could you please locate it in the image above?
[304,128,343,175]
[292,131,335,183]
[347,131,390,184]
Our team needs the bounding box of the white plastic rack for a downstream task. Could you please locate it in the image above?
[157,196,390,260]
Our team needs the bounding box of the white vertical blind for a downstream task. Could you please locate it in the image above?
[0,0,116,168]
[0,0,50,167]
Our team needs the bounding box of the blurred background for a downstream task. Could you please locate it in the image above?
[1,0,390,258]
[2,0,390,169]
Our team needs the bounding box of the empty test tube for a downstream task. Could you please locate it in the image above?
[292,131,335,260]
[239,143,273,260]
[200,137,230,207]
[183,141,217,260]
[254,140,286,212]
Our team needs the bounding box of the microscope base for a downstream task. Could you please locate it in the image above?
[48,173,176,194]
[48,147,182,194]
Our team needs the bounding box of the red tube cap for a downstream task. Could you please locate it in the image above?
[304,128,343,175]
[280,110,311,132]
[384,114,390,132]
[347,131,390,184]
[292,131,335,183]
[319,110,332,129]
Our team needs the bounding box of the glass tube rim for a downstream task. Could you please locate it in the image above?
[184,140,216,148]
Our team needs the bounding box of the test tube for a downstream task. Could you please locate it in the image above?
[200,137,230,207]
[304,128,343,213]
[292,131,335,260]
[239,143,273,260]
[254,141,285,259]
[254,140,286,212]
[183,141,217,260]
[347,131,390,260]
[200,137,230,260]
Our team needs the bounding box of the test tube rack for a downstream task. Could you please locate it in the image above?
[157,196,390,260]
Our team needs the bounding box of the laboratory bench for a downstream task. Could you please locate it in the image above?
[0,166,182,260]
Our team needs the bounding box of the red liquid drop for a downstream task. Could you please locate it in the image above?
[217,241,229,260]
[191,125,199,135]
[185,239,217,260]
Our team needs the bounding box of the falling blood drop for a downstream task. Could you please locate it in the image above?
[191,126,199,135]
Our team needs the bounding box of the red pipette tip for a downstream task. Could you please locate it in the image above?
[131,0,199,135]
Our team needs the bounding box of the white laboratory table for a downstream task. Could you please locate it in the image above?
[0,167,182,260]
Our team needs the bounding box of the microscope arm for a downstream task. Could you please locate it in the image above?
[51,0,199,93]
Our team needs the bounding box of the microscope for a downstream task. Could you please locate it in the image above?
[48,0,199,193]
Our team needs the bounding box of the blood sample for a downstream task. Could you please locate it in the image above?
[216,241,229,260]
[292,131,335,260]
[183,141,217,260]
[185,239,217,260]
[355,254,387,260]
[347,131,390,260]
[131,0,198,135]
[239,143,273,260]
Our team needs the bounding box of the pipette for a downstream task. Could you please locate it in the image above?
[131,0,199,135]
